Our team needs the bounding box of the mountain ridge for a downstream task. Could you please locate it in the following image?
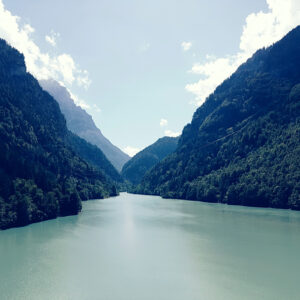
[136,26,300,209]
[0,39,118,229]
[122,136,179,185]
[39,79,130,172]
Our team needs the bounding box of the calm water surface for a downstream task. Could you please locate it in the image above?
[1,193,300,300]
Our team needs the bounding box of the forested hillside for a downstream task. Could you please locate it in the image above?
[66,132,122,183]
[40,79,130,171]
[122,136,179,185]
[136,26,300,210]
[0,39,117,229]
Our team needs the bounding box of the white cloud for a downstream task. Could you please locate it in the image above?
[160,118,168,127]
[165,130,180,137]
[63,86,90,110]
[92,104,101,113]
[186,55,242,106]
[0,0,90,89]
[181,41,192,51]
[123,146,141,157]
[76,70,91,89]
[186,0,300,106]
[139,42,150,52]
[161,119,180,137]
[45,30,60,47]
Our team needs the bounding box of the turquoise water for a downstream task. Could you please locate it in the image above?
[1,193,300,300]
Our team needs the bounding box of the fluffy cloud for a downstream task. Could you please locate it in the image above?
[0,0,90,89]
[186,55,241,106]
[45,30,60,47]
[160,118,180,137]
[187,0,300,106]
[60,86,90,110]
[160,118,168,127]
[123,146,141,157]
[165,130,180,137]
[181,41,192,51]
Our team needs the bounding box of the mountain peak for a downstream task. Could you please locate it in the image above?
[40,79,130,171]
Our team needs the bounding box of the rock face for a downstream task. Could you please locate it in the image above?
[0,39,118,229]
[122,136,179,185]
[137,26,300,210]
[39,79,130,172]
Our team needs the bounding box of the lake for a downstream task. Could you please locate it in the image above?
[0,193,300,300]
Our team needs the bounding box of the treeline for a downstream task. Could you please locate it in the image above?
[0,177,116,229]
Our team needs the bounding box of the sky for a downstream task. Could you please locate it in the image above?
[0,0,300,156]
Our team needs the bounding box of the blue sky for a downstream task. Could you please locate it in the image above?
[1,0,299,156]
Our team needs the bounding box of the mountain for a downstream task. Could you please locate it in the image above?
[39,79,130,172]
[121,136,179,185]
[136,26,300,210]
[0,39,118,229]
[66,132,122,183]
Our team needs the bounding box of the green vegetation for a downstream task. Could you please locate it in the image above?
[67,131,122,183]
[122,136,179,185]
[136,26,300,210]
[0,39,117,229]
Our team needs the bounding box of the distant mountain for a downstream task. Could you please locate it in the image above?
[0,39,118,229]
[122,136,179,185]
[39,79,130,172]
[137,26,300,210]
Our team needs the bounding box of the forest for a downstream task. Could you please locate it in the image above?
[0,39,118,229]
[135,26,300,210]
[122,136,179,185]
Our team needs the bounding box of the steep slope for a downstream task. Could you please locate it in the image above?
[66,132,122,182]
[0,39,117,229]
[122,136,179,185]
[39,79,130,171]
[137,26,300,210]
